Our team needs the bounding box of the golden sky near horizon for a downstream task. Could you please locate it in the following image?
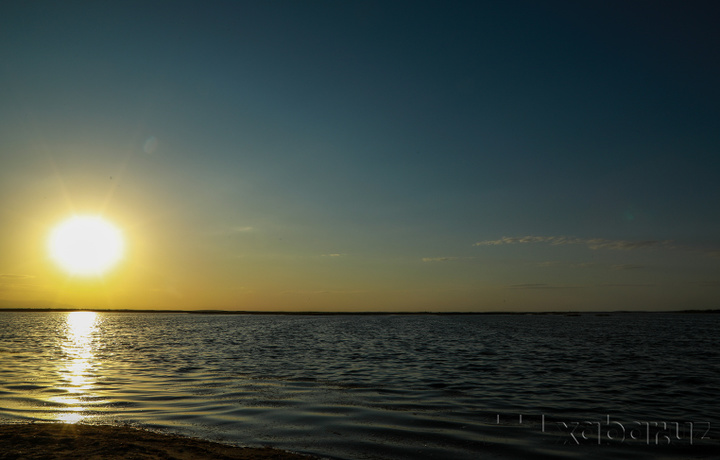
[2,2,720,311]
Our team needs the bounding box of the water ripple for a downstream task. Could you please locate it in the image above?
[0,311,718,459]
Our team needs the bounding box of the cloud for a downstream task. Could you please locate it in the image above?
[534,261,611,269]
[584,239,672,250]
[611,264,645,270]
[230,226,253,233]
[571,262,601,269]
[322,253,346,257]
[535,261,561,267]
[597,283,656,288]
[475,235,674,251]
[0,274,42,293]
[279,289,366,295]
[691,281,720,287]
[535,262,644,270]
[508,283,579,290]
[476,236,556,246]
[0,274,35,279]
[207,226,254,236]
[422,257,460,262]
[509,282,657,290]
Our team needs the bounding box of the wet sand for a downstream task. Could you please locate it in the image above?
[0,423,318,460]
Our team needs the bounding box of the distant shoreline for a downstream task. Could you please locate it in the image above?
[0,307,718,315]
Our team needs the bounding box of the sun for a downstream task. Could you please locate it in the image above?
[48,216,125,276]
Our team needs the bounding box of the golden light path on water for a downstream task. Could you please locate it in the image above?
[53,311,99,423]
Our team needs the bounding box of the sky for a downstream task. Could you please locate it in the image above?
[1,0,719,311]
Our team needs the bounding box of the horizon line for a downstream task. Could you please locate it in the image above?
[1,307,718,315]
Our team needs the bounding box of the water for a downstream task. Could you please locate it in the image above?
[1,311,718,459]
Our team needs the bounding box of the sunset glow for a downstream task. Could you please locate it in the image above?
[48,216,124,277]
[0,1,718,313]
[1,3,719,458]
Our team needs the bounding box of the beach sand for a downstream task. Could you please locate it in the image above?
[0,423,318,460]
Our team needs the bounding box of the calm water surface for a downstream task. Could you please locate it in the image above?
[1,311,718,459]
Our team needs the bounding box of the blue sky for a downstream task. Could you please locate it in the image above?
[1,1,719,311]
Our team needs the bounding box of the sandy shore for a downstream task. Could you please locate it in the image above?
[0,423,319,460]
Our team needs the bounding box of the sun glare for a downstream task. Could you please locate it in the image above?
[48,216,124,276]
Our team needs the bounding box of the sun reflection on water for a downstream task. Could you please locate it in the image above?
[53,311,100,423]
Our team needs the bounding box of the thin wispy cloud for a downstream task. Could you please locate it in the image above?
[207,226,255,236]
[422,257,460,262]
[508,283,579,290]
[230,226,254,233]
[572,262,601,269]
[611,264,645,270]
[0,274,35,279]
[535,261,562,267]
[509,282,658,289]
[421,256,477,263]
[0,274,42,293]
[691,281,720,287]
[279,289,366,295]
[534,262,641,270]
[322,253,346,257]
[534,261,601,269]
[597,283,656,288]
[475,236,674,251]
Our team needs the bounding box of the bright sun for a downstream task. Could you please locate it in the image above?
[48,216,125,276]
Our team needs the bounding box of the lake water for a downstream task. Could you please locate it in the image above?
[1,311,718,459]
